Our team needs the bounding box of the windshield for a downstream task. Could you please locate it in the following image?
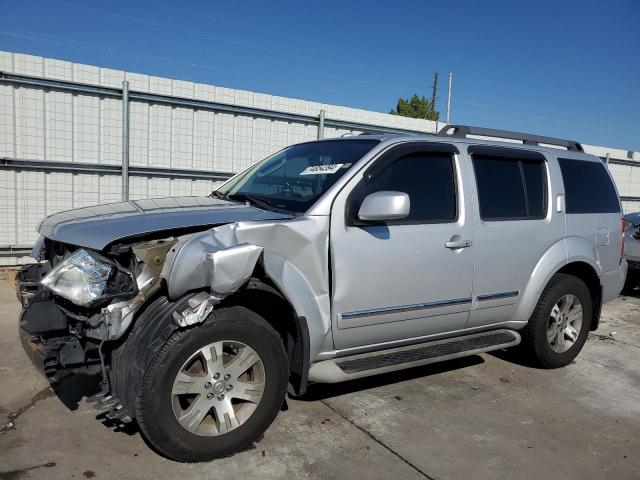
[215,140,379,214]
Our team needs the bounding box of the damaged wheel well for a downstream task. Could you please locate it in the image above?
[106,277,309,421]
[219,277,310,397]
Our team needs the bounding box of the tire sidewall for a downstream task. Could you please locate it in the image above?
[535,276,592,368]
[137,308,288,461]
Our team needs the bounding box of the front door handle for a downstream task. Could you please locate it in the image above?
[445,239,472,249]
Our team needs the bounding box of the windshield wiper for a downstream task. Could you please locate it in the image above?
[209,190,228,200]
[227,193,289,213]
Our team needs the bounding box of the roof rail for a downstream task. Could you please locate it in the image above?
[438,124,583,152]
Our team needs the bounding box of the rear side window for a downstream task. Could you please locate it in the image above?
[365,152,457,223]
[472,155,547,220]
[558,158,620,214]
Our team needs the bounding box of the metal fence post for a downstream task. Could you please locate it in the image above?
[317,109,325,140]
[121,80,130,201]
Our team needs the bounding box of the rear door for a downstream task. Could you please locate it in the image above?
[466,146,564,328]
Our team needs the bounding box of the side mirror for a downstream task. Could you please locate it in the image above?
[357,191,410,222]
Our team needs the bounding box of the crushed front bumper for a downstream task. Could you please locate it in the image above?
[17,264,101,382]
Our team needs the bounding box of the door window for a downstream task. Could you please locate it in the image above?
[472,155,547,220]
[364,152,457,223]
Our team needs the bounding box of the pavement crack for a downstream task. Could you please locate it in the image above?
[320,399,437,480]
[0,386,54,435]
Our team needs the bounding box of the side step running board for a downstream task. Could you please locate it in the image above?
[308,329,521,384]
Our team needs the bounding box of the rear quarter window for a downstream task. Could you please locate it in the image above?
[558,158,620,214]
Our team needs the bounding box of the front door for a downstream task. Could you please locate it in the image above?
[329,143,475,351]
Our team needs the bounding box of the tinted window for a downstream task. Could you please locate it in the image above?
[558,158,620,214]
[473,155,546,220]
[522,160,546,217]
[365,153,456,223]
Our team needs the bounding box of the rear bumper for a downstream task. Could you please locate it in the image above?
[601,260,627,304]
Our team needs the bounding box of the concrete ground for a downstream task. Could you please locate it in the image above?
[1,273,639,480]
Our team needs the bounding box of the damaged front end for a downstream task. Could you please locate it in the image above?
[17,236,175,383]
[17,227,270,419]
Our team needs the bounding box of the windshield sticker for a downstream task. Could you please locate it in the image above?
[300,164,344,175]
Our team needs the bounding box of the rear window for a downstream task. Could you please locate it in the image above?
[472,155,547,221]
[558,158,620,214]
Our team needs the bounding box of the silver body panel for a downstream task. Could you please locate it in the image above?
[34,134,627,367]
[328,149,475,350]
[37,196,291,250]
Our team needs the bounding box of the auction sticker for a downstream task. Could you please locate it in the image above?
[300,164,344,175]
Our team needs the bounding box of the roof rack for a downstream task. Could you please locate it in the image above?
[438,124,583,152]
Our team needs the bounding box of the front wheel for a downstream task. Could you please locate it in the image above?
[522,273,592,368]
[136,306,288,462]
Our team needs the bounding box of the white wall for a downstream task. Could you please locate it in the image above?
[0,51,442,264]
[0,50,638,265]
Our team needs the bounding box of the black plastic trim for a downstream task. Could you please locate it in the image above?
[467,145,548,162]
[477,291,519,301]
[336,331,518,374]
[341,297,472,319]
[289,316,310,396]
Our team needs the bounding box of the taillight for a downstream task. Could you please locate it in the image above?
[620,217,625,266]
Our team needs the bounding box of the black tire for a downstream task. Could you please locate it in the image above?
[522,273,592,369]
[136,305,288,462]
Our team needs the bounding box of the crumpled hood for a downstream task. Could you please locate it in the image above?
[38,196,292,250]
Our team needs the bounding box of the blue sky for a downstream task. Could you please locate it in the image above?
[0,0,638,150]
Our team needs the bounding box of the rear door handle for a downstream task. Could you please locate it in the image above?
[445,240,472,249]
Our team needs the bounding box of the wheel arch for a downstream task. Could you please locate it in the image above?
[514,238,603,331]
[554,261,602,331]
[219,276,311,396]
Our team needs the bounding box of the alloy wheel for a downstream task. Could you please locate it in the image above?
[171,340,265,436]
[547,294,583,353]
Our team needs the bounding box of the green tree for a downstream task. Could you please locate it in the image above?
[390,94,439,121]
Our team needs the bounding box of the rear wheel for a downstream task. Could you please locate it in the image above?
[136,305,288,462]
[523,273,592,368]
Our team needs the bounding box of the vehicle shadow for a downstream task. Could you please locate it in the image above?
[48,373,139,435]
[298,355,484,402]
[487,346,540,368]
[620,289,640,300]
[51,372,102,411]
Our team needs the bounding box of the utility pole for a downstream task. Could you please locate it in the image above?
[431,71,438,118]
[446,72,453,124]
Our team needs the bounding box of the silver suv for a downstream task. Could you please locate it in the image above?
[16,125,627,462]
